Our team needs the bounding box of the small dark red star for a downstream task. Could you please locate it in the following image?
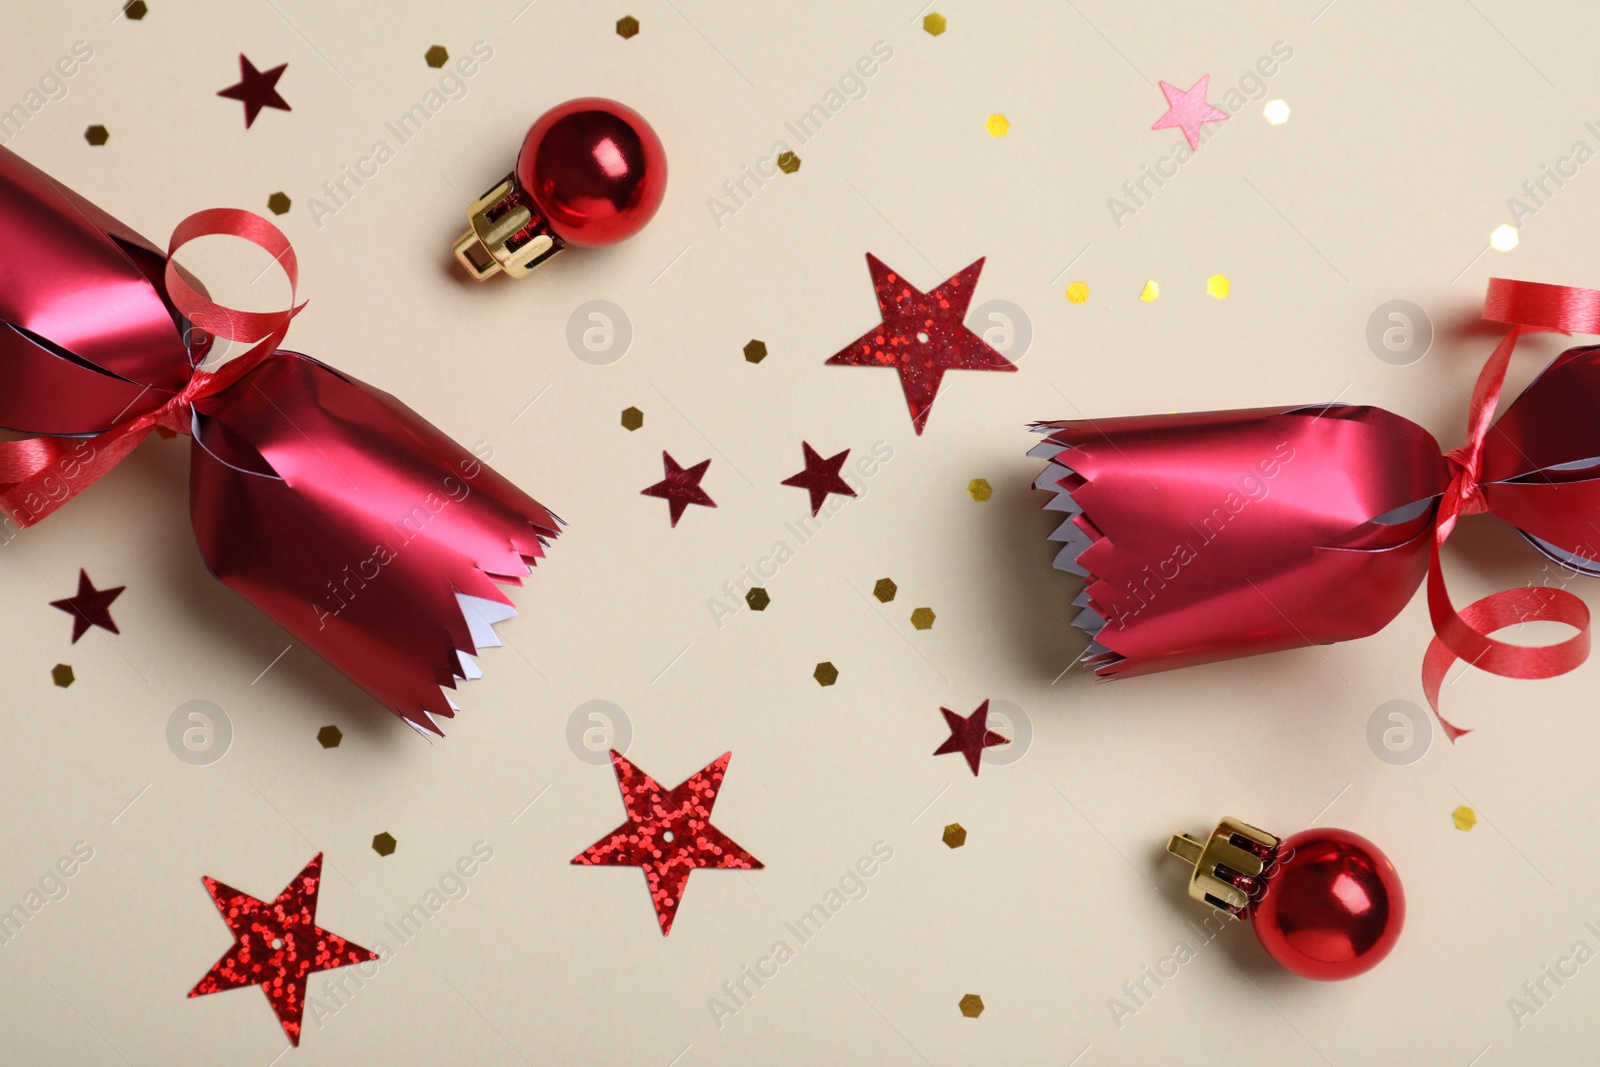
[827,254,1016,434]
[50,569,123,643]
[781,441,857,516]
[573,751,762,935]
[189,854,375,1045]
[641,451,715,526]
[933,700,1010,776]
[217,55,291,128]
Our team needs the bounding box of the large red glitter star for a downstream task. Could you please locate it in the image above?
[781,441,857,516]
[641,451,715,526]
[189,854,376,1045]
[1151,75,1228,150]
[49,569,123,643]
[827,254,1015,435]
[573,751,762,935]
[933,700,1010,776]
[217,55,291,129]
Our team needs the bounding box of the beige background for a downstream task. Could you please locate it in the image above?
[3,0,1600,1063]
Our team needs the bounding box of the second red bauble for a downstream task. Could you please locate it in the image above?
[1251,827,1405,980]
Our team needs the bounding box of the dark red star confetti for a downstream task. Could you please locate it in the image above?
[217,55,291,128]
[934,700,1010,776]
[573,750,762,935]
[189,853,375,1045]
[641,451,715,526]
[827,254,1015,434]
[50,569,123,643]
[781,441,857,516]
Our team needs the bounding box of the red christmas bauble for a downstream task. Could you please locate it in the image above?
[515,98,666,247]
[1250,828,1404,980]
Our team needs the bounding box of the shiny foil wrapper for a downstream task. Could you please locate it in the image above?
[1031,352,1600,677]
[0,146,559,734]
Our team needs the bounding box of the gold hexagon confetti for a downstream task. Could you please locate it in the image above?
[1490,224,1519,252]
[743,339,767,364]
[51,663,74,687]
[1206,274,1230,300]
[959,993,984,1018]
[266,191,291,216]
[776,151,801,174]
[873,578,897,603]
[942,823,966,848]
[84,125,109,146]
[620,406,644,431]
[985,113,1010,138]
[372,831,397,856]
[123,0,148,18]
[1139,280,1160,303]
[923,13,947,35]
[1065,281,1090,304]
[316,725,342,748]
[424,45,449,68]
[1263,99,1291,125]
[616,15,640,39]
[745,587,770,611]
[910,607,935,631]
[967,478,992,503]
[813,661,838,686]
[1452,805,1477,831]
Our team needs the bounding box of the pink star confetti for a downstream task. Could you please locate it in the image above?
[1151,75,1228,150]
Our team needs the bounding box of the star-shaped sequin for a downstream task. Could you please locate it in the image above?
[781,442,857,516]
[573,750,762,935]
[50,569,123,643]
[641,451,715,526]
[217,55,291,129]
[1151,75,1228,150]
[933,700,1009,776]
[827,254,1015,435]
[189,854,376,1046]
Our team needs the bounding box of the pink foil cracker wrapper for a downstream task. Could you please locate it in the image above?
[0,145,559,735]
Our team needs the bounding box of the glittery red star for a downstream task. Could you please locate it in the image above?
[217,55,291,129]
[827,254,1015,435]
[189,853,375,1046]
[933,700,1010,776]
[1151,75,1228,150]
[573,751,762,936]
[781,441,857,516]
[641,451,715,526]
[50,569,123,643]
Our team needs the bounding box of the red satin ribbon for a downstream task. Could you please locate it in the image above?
[0,209,302,528]
[1422,278,1597,740]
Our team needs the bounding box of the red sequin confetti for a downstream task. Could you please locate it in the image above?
[49,569,123,643]
[827,254,1015,434]
[781,441,857,516]
[573,750,762,935]
[189,853,376,1045]
[641,451,715,526]
[217,55,291,129]
[934,700,1009,776]
[1151,75,1228,150]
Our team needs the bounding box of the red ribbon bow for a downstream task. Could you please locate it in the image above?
[1423,279,1599,739]
[0,209,302,527]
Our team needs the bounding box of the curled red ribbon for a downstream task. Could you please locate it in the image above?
[0,209,303,526]
[1422,279,1598,740]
